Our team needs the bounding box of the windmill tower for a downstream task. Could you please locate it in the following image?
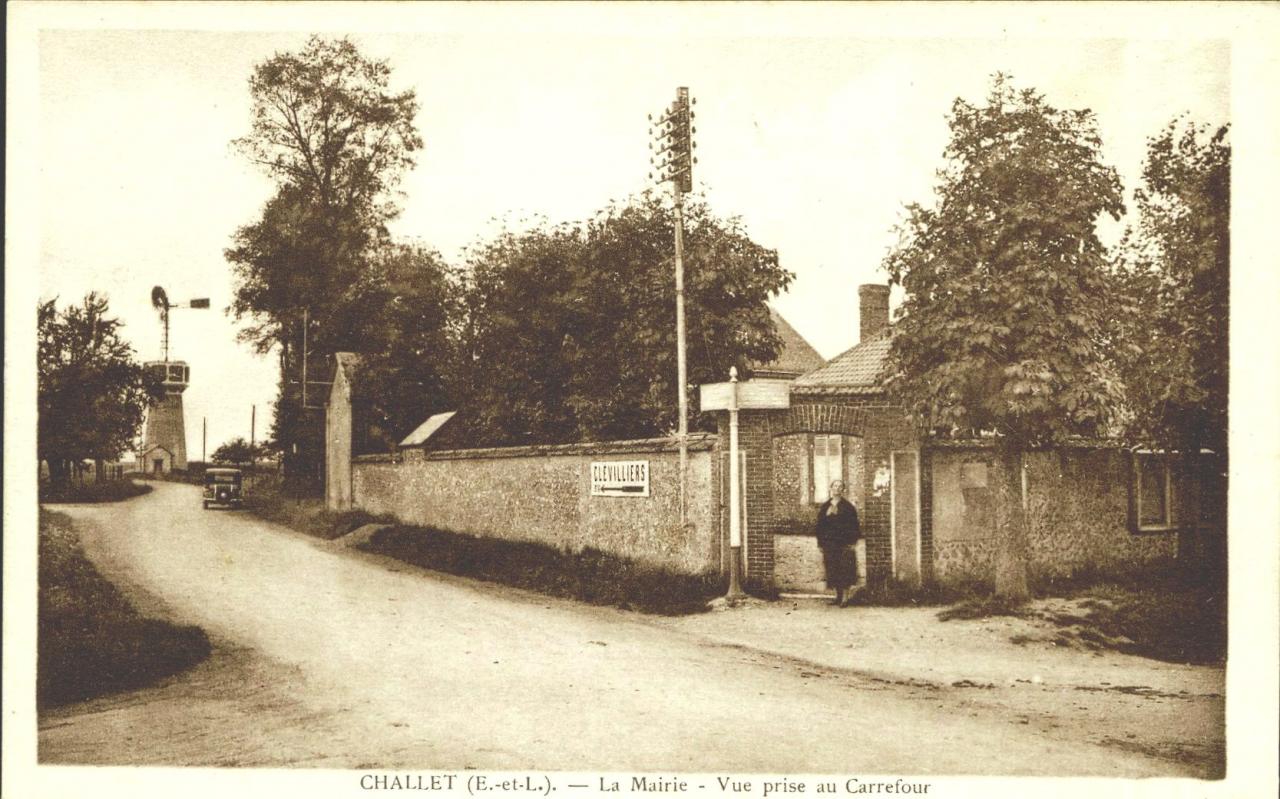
[139,286,207,473]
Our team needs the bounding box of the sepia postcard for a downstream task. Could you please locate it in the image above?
[5,2,1278,799]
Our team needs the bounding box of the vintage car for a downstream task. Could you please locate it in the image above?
[203,467,244,509]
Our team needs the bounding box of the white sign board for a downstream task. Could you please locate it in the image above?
[590,460,650,497]
[699,378,792,411]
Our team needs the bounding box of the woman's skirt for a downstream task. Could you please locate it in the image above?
[821,544,858,589]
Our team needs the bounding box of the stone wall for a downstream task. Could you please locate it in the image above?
[930,446,1179,583]
[352,434,721,576]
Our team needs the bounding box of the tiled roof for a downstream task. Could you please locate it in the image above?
[792,328,891,393]
[754,307,826,378]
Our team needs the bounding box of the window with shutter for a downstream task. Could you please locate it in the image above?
[812,434,843,503]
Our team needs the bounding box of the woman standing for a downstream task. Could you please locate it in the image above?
[816,479,861,606]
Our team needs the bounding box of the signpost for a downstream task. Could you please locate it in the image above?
[590,460,651,497]
[700,369,791,600]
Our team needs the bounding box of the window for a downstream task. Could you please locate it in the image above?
[1135,453,1174,531]
[812,435,843,503]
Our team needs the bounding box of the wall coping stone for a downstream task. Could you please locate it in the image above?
[924,436,1133,451]
[790,385,884,398]
[354,433,718,464]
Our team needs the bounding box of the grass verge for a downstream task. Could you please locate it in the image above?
[358,525,722,615]
[39,479,152,504]
[847,578,990,609]
[38,509,211,708]
[243,475,396,540]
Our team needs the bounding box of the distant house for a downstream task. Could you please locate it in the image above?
[751,307,826,380]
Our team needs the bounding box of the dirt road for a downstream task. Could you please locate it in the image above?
[39,483,1207,775]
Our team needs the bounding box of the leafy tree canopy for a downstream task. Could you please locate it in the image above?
[233,35,422,218]
[1110,119,1229,455]
[38,294,162,483]
[210,437,267,466]
[883,75,1126,448]
[227,35,424,356]
[345,242,464,453]
[455,194,793,446]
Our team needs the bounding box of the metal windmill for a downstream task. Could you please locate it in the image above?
[151,285,210,362]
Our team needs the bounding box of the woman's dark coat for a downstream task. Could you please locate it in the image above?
[816,498,861,589]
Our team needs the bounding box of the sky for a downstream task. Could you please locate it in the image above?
[29,10,1230,458]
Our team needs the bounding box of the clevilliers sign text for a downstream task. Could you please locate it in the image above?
[591,460,650,497]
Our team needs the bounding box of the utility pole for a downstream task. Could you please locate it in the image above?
[649,87,697,525]
[202,417,207,462]
[250,403,257,488]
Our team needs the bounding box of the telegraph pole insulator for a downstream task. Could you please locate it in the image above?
[648,87,696,194]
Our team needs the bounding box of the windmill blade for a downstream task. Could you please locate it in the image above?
[151,286,169,310]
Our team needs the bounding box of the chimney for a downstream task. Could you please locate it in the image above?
[858,283,890,342]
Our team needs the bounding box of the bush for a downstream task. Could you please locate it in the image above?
[39,479,152,504]
[38,510,211,707]
[359,525,722,616]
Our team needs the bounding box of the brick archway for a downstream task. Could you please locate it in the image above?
[771,403,868,438]
[722,398,919,589]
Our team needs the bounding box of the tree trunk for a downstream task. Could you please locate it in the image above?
[95,458,106,483]
[994,443,1030,600]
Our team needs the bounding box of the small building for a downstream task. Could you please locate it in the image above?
[138,444,175,475]
[715,283,1225,590]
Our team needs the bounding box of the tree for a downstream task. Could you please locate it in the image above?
[882,76,1126,599]
[457,194,793,446]
[1110,119,1229,582]
[227,36,424,483]
[38,294,162,485]
[210,437,265,466]
[343,242,463,453]
[233,35,422,222]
